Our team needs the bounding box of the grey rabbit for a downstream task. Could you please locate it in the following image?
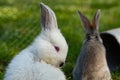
[72,10,112,80]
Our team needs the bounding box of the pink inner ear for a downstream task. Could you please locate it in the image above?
[54,46,60,52]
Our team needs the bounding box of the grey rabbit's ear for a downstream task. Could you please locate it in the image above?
[40,3,58,30]
[92,9,101,30]
[78,11,91,32]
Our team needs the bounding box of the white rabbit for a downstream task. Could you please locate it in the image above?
[4,3,68,80]
[72,10,112,80]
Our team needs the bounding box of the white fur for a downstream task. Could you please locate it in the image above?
[4,3,68,80]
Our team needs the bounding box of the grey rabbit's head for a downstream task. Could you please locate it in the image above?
[78,9,102,43]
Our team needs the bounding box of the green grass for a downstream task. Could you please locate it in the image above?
[0,0,120,80]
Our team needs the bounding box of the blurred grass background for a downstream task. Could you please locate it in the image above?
[0,0,120,80]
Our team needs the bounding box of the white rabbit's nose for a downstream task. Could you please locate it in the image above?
[59,62,64,67]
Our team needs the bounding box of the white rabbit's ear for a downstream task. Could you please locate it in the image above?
[92,9,101,30]
[78,11,91,32]
[40,3,58,30]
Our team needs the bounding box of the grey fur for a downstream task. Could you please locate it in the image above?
[72,10,112,80]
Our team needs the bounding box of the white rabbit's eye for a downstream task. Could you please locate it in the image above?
[54,46,60,52]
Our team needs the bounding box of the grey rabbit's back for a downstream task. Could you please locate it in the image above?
[79,40,110,80]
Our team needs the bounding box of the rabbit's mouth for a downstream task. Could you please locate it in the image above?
[50,62,65,68]
[40,56,65,68]
[47,61,65,68]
